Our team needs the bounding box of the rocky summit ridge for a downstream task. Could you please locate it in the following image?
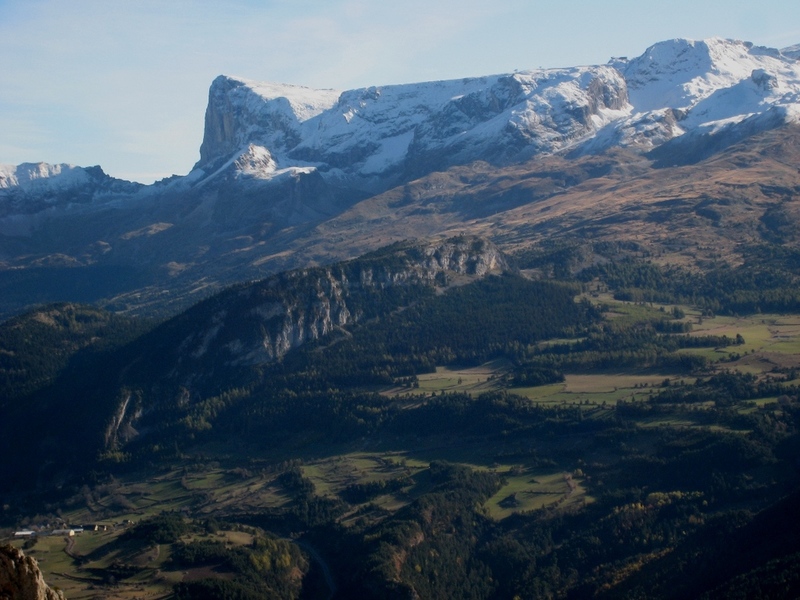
[191,37,800,190]
[134,236,507,375]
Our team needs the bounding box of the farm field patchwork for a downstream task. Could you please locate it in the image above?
[5,299,800,599]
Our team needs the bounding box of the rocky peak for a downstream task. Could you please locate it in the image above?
[0,545,66,600]
[196,75,341,170]
[752,68,779,90]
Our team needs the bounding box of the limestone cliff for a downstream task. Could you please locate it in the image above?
[97,236,511,450]
[170,236,511,369]
[0,545,66,600]
[194,68,629,191]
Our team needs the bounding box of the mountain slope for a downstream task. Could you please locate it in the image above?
[0,303,148,404]
[0,237,512,488]
[282,124,800,274]
[1,37,800,319]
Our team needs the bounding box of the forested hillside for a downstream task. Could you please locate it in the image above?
[2,237,800,599]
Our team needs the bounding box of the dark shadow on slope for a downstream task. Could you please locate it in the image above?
[647,109,786,168]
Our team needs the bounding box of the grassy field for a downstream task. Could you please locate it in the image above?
[385,363,678,408]
[382,359,510,396]
[300,452,421,497]
[511,373,677,407]
[679,313,800,372]
[485,469,591,520]
[31,528,261,599]
[377,303,800,416]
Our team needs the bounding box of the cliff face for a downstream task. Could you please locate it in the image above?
[172,236,511,368]
[196,76,341,171]
[95,236,510,451]
[0,545,66,600]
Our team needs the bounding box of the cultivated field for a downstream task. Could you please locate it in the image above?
[6,298,800,598]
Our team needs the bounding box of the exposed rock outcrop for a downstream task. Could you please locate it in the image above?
[0,545,66,600]
[196,76,341,171]
[171,236,511,368]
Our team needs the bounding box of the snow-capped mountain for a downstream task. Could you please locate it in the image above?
[4,37,800,204]
[595,38,800,156]
[2,36,800,318]
[0,162,91,191]
[0,162,143,218]
[194,66,629,191]
[188,37,800,189]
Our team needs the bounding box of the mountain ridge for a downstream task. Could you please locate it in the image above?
[173,36,800,190]
[1,36,800,318]
[0,236,515,485]
[7,36,800,200]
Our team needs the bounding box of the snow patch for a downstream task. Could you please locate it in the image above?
[220,75,341,123]
[360,131,414,174]
[0,162,91,191]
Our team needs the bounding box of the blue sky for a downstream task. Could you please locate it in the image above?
[2,0,799,183]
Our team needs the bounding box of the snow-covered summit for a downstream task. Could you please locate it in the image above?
[619,38,799,113]
[0,162,93,191]
[0,162,142,217]
[597,38,800,154]
[196,67,629,190]
[192,37,800,190]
